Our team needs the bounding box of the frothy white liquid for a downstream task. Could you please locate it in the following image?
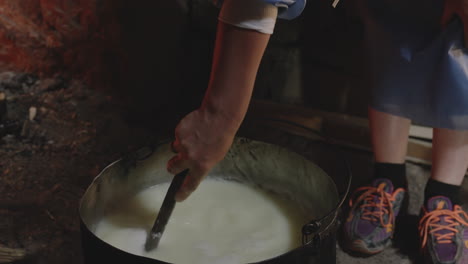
[95,179,310,264]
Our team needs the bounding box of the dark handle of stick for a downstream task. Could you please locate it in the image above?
[145,169,189,251]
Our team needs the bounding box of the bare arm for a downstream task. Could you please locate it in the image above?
[168,21,271,201]
[203,21,271,127]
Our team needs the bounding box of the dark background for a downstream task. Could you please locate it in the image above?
[0,0,369,122]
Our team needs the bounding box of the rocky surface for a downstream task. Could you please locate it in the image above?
[0,71,162,263]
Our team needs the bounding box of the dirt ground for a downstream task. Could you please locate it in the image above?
[0,71,164,263]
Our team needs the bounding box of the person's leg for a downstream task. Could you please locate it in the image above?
[370,107,411,189]
[343,108,410,255]
[423,128,468,206]
[370,107,411,164]
[419,129,468,264]
[431,128,468,186]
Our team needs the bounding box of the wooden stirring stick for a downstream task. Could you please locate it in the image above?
[145,169,189,252]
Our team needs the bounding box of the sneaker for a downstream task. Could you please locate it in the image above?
[343,178,407,255]
[419,196,468,264]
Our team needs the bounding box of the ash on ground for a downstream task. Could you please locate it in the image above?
[0,71,163,264]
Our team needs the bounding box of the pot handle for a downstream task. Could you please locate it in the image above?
[301,209,340,248]
[121,138,173,167]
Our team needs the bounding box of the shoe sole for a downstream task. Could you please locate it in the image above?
[340,221,392,256]
[345,239,389,256]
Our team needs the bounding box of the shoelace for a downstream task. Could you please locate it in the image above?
[348,183,396,231]
[419,205,468,248]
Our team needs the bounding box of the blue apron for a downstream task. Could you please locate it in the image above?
[360,0,468,129]
[215,0,468,129]
[215,0,307,20]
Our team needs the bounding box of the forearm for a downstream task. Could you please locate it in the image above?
[201,21,271,130]
[168,0,276,201]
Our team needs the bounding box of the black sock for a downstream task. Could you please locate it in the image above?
[374,162,407,189]
[424,178,461,205]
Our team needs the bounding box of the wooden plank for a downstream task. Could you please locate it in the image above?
[0,246,26,263]
[409,125,432,140]
[247,100,323,131]
[247,100,433,164]
[407,138,432,165]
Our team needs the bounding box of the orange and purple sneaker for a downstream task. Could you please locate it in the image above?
[343,178,407,255]
[419,196,468,264]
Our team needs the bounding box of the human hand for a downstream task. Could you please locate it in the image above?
[167,107,239,201]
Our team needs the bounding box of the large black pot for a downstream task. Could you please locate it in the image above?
[79,119,352,264]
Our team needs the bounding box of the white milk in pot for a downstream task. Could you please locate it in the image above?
[95,178,311,264]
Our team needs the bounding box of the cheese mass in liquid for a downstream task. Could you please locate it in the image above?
[95,179,310,264]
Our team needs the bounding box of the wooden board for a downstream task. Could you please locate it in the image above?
[0,246,25,263]
[247,100,433,165]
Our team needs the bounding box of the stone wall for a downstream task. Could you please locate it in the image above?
[0,0,123,86]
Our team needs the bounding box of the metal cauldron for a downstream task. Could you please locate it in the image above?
[79,119,352,264]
